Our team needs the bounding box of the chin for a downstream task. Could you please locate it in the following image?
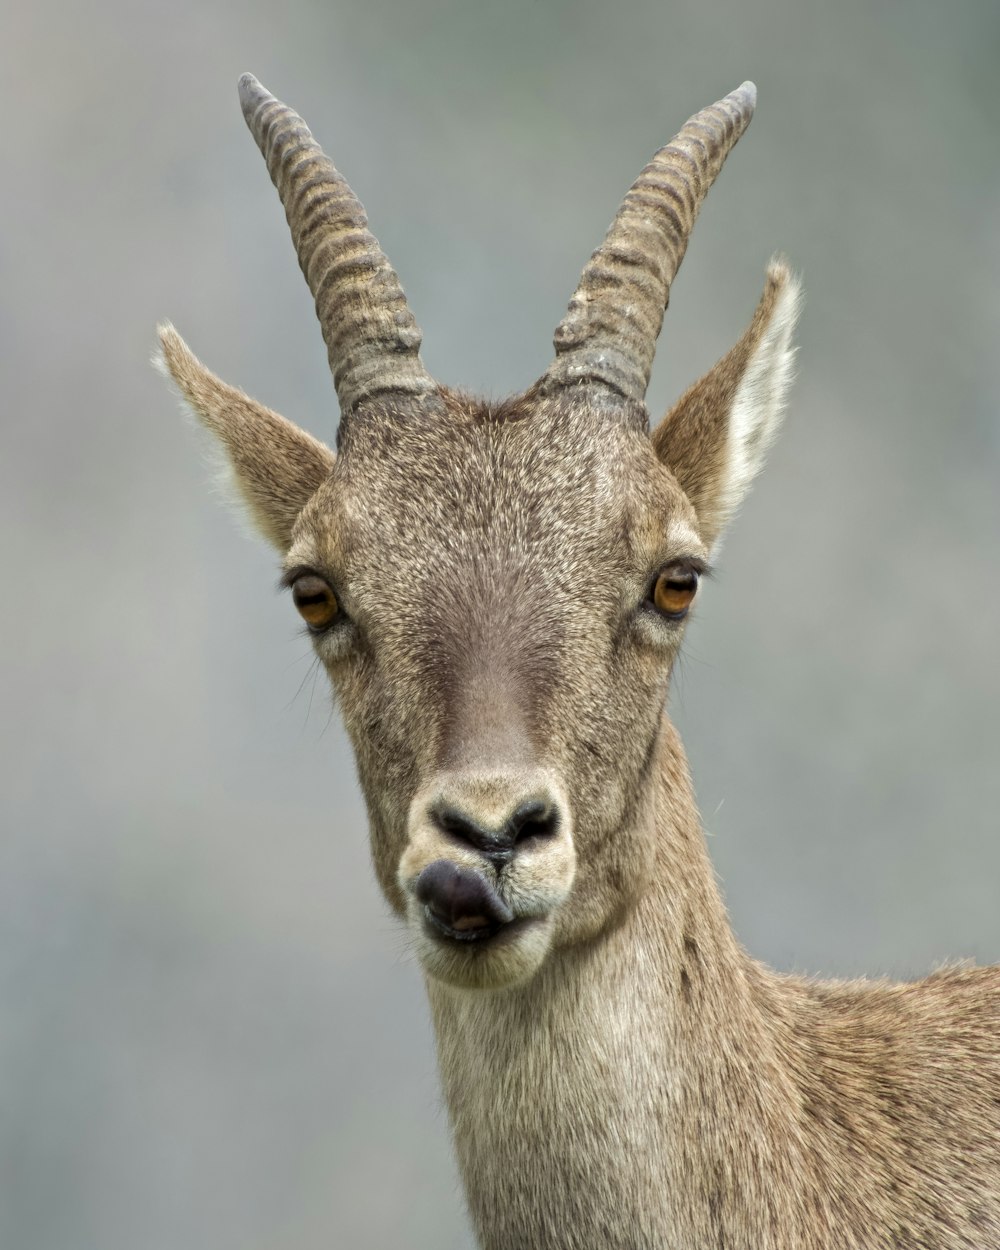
[413,910,556,991]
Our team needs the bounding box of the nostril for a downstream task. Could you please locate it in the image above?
[435,807,479,842]
[506,799,559,845]
[430,796,561,863]
[432,804,514,861]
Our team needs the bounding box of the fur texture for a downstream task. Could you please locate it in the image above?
[158,80,1000,1250]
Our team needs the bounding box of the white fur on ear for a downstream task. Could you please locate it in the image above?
[653,261,803,553]
[717,262,802,532]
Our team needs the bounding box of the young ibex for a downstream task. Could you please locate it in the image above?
[158,75,1000,1249]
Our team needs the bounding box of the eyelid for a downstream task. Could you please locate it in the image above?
[279,563,324,591]
[279,564,349,604]
[657,555,712,579]
[642,557,709,602]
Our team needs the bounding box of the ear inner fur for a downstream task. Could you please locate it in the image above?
[652,260,801,550]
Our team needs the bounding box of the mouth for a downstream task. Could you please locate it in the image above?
[422,904,516,945]
[421,904,544,953]
[414,858,526,949]
[409,858,560,987]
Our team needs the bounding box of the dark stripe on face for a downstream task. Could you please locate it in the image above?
[415,562,565,773]
[609,712,663,836]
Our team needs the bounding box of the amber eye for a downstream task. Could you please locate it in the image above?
[650,566,699,619]
[291,574,340,631]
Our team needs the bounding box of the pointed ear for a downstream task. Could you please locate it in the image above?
[156,325,335,551]
[652,259,801,551]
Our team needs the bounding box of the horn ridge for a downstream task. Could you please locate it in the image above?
[542,81,757,403]
[237,73,436,414]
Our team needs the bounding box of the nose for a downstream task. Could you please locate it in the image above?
[431,796,561,866]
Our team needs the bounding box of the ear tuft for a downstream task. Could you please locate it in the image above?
[156,325,335,552]
[653,259,802,551]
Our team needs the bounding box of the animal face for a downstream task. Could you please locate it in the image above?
[159,75,798,992]
[283,390,704,986]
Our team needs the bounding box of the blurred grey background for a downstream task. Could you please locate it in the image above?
[1,0,998,1246]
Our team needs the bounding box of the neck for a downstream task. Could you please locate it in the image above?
[425,720,810,1250]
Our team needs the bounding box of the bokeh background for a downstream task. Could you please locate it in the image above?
[2,0,998,1246]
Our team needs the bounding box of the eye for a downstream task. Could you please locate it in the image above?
[649,565,699,620]
[291,574,341,631]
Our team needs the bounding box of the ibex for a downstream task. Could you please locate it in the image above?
[158,75,1000,1249]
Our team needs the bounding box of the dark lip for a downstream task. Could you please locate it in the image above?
[422,906,535,948]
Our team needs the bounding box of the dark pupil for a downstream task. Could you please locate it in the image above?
[296,589,327,607]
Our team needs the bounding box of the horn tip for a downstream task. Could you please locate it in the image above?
[733,80,757,109]
[237,72,270,117]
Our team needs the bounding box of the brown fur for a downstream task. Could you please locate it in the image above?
[158,85,1000,1249]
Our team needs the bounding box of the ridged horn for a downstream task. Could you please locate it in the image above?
[542,81,757,403]
[238,73,436,414]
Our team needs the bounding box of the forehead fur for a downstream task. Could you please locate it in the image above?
[288,388,702,587]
